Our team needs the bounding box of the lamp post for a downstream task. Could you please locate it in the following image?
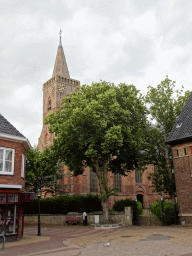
[37,189,41,236]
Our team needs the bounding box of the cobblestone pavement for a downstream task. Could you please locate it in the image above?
[1,225,192,255]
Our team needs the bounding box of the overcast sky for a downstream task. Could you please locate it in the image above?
[1,0,192,147]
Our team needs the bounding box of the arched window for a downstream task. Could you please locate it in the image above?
[90,168,98,193]
[135,170,142,183]
[48,97,51,110]
[114,173,121,192]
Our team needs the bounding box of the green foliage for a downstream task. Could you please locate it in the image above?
[137,201,143,216]
[112,198,143,215]
[25,148,65,195]
[150,200,178,225]
[23,194,102,214]
[145,76,191,198]
[45,81,148,222]
[46,81,148,175]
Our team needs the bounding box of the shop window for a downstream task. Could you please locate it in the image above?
[21,154,25,178]
[8,194,18,203]
[135,170,142,183]
[0,147,15,175]
[114,173,121,192]
[0,205,18,234]
[90,168,98,193]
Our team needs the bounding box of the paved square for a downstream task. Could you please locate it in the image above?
[2,225,192,256]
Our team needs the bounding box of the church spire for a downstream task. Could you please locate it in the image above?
[52,29,70,78]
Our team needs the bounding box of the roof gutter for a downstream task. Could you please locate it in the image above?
[0,133,31,150]
[166,135,192,146]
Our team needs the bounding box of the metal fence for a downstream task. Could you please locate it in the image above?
[133,199,180,226]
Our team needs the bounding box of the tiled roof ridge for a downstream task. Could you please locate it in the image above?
[167,92,192,145]
[0,113,25,138]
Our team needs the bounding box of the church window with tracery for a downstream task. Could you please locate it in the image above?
[135,170,142,183]
[114,173,121,192]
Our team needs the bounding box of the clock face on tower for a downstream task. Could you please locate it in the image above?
[58,84,67,93]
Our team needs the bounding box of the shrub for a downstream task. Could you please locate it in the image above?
[150,200,178,225]
[23,194,102,214]
[112,198,143,215]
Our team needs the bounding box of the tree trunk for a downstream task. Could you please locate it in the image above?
[101,199,110,223]
[94,158,110,223]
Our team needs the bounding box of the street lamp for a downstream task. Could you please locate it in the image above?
[37,189,41,236]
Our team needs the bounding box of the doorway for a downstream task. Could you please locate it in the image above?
[137,194,143,206]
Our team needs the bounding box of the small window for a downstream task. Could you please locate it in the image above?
[8,194,18,203]
[176,150,179,156]
[0,194,6,203]
[176,123,182,128]
[184,148,187,155]
[0,147,15,175]
[21,154,25,178]
[114,173,121,192]
[135,170,142,183]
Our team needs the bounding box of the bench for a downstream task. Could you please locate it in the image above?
[66,216,81,224]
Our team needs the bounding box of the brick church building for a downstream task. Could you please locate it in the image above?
[167,92,192,224]
[37,34,160,208]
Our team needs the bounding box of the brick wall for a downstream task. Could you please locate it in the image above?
[172,142,192,224]
[0,139,26,191]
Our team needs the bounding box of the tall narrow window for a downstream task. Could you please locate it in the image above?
[0,147,14,175]
[135,170,142,183]
[48,97,51,110]
[114,173,121,192]
[21,154,25,178]
[90,168,98,193]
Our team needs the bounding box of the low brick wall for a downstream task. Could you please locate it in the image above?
[24,207,132,226]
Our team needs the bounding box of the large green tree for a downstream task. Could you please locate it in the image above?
[25,148,65,196]
[45,81,148,222]
[145,76,191,200]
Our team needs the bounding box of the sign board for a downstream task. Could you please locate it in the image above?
[95,215,99,224]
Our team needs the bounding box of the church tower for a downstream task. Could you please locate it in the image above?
[38,31,80,151]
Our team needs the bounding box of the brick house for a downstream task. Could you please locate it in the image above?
[167,93,192,225]
[0,114,31,239]
[38,35,160,208]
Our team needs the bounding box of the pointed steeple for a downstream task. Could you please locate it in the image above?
[52,29,70,78]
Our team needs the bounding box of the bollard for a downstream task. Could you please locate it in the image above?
[135,199,139,226]
[83,212,87,226]
[0,231,5,252]
[160,198,166,226]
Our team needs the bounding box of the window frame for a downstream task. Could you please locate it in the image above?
[114,173,121,192]
[135,170,142,184]
[0,147,15,175]
[89,168,98,193]
[21,154,25,178]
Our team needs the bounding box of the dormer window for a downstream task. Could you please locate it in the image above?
[176,116,182,128]
[176,122,182,128]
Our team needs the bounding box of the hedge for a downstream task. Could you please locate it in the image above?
[23,194,102,214]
